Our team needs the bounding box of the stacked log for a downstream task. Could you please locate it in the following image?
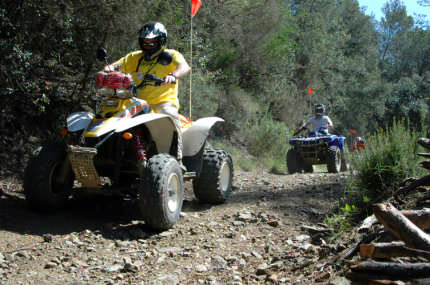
[345,138,430,284]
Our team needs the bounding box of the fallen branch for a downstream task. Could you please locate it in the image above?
[418,138,430,151]
[417,192,430,206]
[394,174,430,199]
[346,269,430,284]
[420,160,430,171]
[358,215,379,233]
[342,232,379,260]
[347,261,430,279]
[358,208,430,233]
[417,153,430,158]
[360,241,430,260]
[373,203,430,251]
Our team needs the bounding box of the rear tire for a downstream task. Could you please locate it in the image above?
[24,143,74,211]
[286,149,303,174]
[193,149,233,204]
[327,146,341,173]
[138,154,184,231]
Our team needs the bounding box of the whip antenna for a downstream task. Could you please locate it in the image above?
[189,0,202,120]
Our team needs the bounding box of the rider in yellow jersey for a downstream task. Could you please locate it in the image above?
[105,21,190,169]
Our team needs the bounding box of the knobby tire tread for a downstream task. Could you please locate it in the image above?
[193,148,233,204]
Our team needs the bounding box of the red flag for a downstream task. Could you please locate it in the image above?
[191,0,202,17]
[350,130,356,134]
[308,87,314,94]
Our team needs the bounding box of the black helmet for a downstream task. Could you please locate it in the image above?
[138,21,167,61]
[315,104,325,117]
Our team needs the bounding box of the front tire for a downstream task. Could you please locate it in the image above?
[327,146,341,173]
[303,163,314,173]
[193,149,233,204]
[286,149,303,174]
[24,143,74,211]
[138,154,184,231]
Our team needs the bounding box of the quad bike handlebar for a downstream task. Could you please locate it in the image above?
[293,126,308,136]
[293,126,331,137]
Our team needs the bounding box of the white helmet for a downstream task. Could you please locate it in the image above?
[315,104,325,117]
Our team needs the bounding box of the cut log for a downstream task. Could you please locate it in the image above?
[358,208,430,233]
[360,241,430,260]
[394,174,430,198]
[373,203,430,251]
[418,138,430,150]
[348,261,430,279]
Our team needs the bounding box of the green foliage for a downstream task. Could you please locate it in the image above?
[350,120,424,197]
[210,139,261,172]
[237,115,290,171]
[326,120,426,233]
[325,203,358,233]
[335,121,424,223]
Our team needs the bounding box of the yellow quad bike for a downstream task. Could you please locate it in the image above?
[24,50,233,231]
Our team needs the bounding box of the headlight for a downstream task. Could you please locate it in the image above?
[116,89,133,99]
[96,87,114,97]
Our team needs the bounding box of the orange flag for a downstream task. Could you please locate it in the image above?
[350,130,356,134]
[308,87,314,94]
[191,0,202,17]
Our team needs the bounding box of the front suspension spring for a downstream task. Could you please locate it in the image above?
[132,130,147,161]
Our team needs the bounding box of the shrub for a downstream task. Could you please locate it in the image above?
[326,120,426,231]
[238,115,290,172]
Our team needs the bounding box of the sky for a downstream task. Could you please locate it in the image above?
[357,0,430,20]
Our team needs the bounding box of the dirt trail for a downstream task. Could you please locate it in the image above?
[0,170,350,284]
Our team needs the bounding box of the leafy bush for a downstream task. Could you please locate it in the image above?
[349,120,424,203]
[238,115,290,172]
[326,120,426,231]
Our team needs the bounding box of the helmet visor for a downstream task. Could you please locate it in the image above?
[141,38,159,50]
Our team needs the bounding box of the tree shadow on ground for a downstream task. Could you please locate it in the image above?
[0,185,210,242]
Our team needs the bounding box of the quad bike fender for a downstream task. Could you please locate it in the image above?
[115,113,176,154]
[182,117,224,156]
[330,136,346,149]
[67,112,94,132]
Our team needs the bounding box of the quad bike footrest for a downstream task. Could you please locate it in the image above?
[67,145,100,188]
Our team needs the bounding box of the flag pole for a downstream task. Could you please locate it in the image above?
[189,13,193,120]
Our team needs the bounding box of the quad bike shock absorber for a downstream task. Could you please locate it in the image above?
[132,130,147,161]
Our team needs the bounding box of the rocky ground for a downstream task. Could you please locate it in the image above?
[0,169,353,284]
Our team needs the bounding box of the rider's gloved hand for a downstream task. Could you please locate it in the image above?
[104,64,119,72]
[163,73,176,86]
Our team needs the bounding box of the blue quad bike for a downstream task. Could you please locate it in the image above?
[287,127,347,174]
